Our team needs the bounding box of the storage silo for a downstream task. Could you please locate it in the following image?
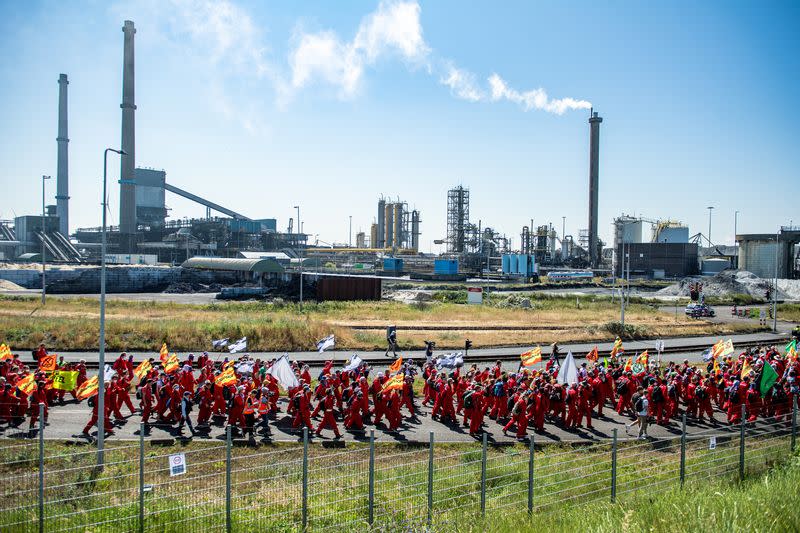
[377,199,386,248]
[384,203,394,247]
[393,203,402,249]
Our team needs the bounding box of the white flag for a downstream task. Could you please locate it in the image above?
[556,351,578,385]
[229,337,247,354]
[235,361,254,375]
[316,334,335,353]
[435,352,464,369]
[103,363,116,382]
[212,338,229,349]
[343,355,363,372]
[267,355,300,391]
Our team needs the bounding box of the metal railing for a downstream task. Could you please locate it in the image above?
[0,399,797,532]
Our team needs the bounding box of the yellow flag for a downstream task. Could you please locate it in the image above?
[623,357,633,372]
[16,373,37,396]
[164,354,180,374]
[636,351,649,365]
[520,347,542,367]
[740,360,754,379]
[76,375,99,400]
[610,337,624,357]
[381,373,405,393]
[134,360,152,380]
[713,358,721,376]
[0,343,11,361]
[159,343,169,364]
[216,367,237,386]
[52,370,79,391]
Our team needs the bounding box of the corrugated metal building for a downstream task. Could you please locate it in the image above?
[736,230,800,279]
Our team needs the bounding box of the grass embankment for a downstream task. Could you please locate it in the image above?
[0,294,762,352]
[0,427,794,532]
[778,303,800,323]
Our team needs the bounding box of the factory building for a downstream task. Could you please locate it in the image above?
[736,228,800,279]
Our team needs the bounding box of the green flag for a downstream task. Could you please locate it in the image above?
[758,362,779,397]
[603,356,609,369]
[786,339,797,354]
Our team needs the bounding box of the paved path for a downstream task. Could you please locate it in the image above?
[0,394,749,445]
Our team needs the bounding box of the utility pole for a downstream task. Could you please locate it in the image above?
[734,210,739,268]
[41,175,51,305]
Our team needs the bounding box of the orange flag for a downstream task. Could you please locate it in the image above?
[76,375,99,400]
[38,354,57,372]
[623,357,633,372]
[16,373,37,396]
[586,346,599,363]
[0,343,12,361]
[388,357,403,374]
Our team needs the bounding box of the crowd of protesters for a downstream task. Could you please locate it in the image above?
[0,341,798,443]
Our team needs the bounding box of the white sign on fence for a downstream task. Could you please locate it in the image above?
[467,287,483,305]
[169,453,186,477]
[709,436,717,450]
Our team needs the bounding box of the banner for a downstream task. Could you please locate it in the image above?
[164,354,180,374]
[216,367,237,387]
[435,352,464,369]
[381,373,405,393]
[316,335,335,353]
[160,343,169,364]
[52,370,79,391]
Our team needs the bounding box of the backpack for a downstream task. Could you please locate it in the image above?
[550,389,562,402]
[651,386,664,403]
[617,380,628,395]
[292,394,302,409]
[634,396,644,413]
[668,384,677,399]
[183,398,193,413]
[463,391,474,409]
[507,396,516,412]
[222,386,232,402]
[696,386,707,400]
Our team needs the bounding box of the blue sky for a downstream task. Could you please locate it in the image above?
[1,0,798,252]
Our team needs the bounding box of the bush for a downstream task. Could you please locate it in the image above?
[604,322,649,340]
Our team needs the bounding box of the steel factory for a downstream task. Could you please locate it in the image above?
[1,18,798,300]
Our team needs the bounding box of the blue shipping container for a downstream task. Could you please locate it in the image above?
[434,259,458,274]
[383,258,404,271]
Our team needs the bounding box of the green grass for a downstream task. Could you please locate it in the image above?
[0,425,795,532]
[777,303,800,323]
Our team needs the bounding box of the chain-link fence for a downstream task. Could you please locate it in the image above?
[1,400,798,532]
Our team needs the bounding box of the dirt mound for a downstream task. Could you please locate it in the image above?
[163,282,223,294]
[0,279,24,291]
[657,270,800,300]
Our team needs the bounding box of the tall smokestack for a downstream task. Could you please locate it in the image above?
[55,74,69,236]
[119,20,137,250]
[588,110,602,268]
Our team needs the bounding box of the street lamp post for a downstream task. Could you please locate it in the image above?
[774,230,779,332]
[98,148,125,466]
[734,210,739,268]
[294,206,303,305]
[41,175,51,305]
[707,206,714,247]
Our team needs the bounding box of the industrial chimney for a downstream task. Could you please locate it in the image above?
[119,20,137,251]
[55,74,69,236]
[588,110,603,268]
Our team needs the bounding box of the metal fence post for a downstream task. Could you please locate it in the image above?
[611,428,618,503]
[527,433,534,514]
[739,404,746,482]
[680,414,686,486]
[226,425,232,533]
[38,403,44,533]
[792,394,797,453]
[480,432,487,517]
[368,430,375,526]
[139,423,145,533]
[427,431,434,527]
[302,428,309,531]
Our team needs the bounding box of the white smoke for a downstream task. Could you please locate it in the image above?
[487,74,592,115]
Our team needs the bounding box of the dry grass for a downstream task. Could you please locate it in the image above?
[0,295,763,352]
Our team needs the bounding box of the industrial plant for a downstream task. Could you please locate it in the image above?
[1,18,799,300]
